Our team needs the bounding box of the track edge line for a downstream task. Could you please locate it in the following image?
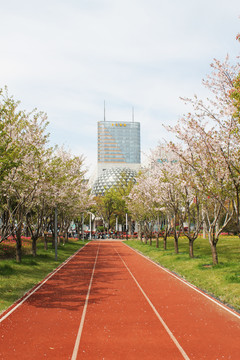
[123,242,240,320]
[115,247,190,360]
[0,241,89,323]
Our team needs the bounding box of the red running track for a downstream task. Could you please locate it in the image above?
[0,241,240,359]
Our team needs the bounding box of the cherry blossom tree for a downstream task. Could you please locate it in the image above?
[150,145,204,257]
[0,87,51,261]
[2,113,50,260]
[0,88,28,243]
[0,88,90,261]
[56,151,90,243]
[128,170,161,245]
[166,56,240,264]
[42,147,90,246]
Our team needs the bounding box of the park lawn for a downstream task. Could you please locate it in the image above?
[0,239,87,313]
[125,235,240,312]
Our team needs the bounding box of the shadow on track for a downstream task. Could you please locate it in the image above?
[26,247,130,311]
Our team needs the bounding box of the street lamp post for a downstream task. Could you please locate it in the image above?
[115,216,118,239]
[89,213,92,240]
[82,213,84,241]
[126,213,128,241]
[54,206,58,261]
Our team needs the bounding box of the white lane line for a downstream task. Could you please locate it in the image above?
[71,244,100,360]
[0,243,89,323]
[115,248,190,360]
[124,243,240,321]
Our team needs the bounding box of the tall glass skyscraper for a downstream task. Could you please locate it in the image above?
[92,120,141,195]
[97,120,141,174]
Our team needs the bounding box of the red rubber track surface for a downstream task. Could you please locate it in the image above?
[0,241,240,359]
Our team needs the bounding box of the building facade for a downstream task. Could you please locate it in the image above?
[92,167,137,195]
[97,120,141,175]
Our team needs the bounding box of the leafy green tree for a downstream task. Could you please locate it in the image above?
[94,170,136,233]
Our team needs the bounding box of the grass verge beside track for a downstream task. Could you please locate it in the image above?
[125,236,240,312]
[0,239,87,313]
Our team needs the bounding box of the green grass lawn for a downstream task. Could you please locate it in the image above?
[0,238,87,313]
[125,235,240,312]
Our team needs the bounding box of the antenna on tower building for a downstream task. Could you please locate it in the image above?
[132,106,135,122]
[104,100,106,121]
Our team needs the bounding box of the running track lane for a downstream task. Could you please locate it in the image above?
[0,243,99,359]
[0,242,239,359]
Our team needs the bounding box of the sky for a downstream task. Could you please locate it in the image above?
[0,0,239,178]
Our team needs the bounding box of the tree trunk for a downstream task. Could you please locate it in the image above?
[58,233,61,244]
[44,233,48,250]
[163,232,167,250]
[156,234,159,248]
[207,226,219,265]
[189,239,194,258]
[16,229,22,263]
[25,226,30,237]
[63,226,69,244]
[174,236,179,254]
[210,242,218,265]
[149,233,152,246]
[202,208,207,239]
[138,225,141,241]
[173,213,179,254]
[32,236,37,257]
[51,223,55,247]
